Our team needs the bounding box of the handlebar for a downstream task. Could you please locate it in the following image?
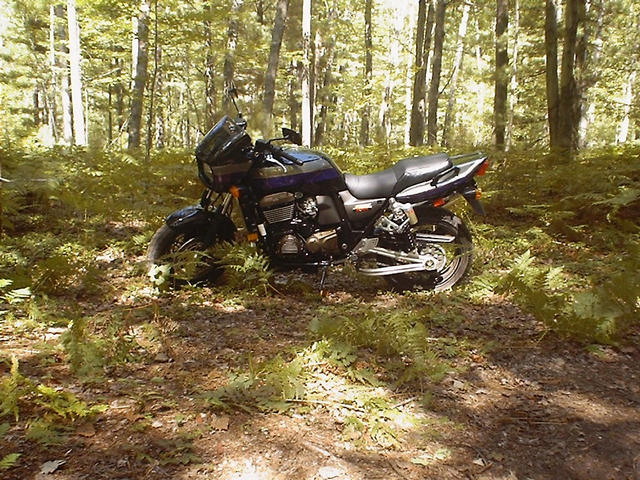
[254,139,304,166]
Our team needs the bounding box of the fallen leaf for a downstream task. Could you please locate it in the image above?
[211,415,230,431]
[318,466,344,479]
[473,457,486,466]
[40,460,65,474]
[76,422,95,437]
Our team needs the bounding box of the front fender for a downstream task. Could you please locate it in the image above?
[165,205,236,242]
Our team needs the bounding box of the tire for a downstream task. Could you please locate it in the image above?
[383,209,472,292]
[147,224,230,287]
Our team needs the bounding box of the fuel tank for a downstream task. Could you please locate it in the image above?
[249,149,346,196]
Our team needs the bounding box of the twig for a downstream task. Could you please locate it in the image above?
[302,441,335,458]
[391,396,417,409]
[386,458,411,480]
[288,398,366,413]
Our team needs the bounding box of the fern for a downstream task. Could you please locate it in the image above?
[215,243,273,293]
[0,357,32,421]
[0,453,21,471]
[489,250,639,343]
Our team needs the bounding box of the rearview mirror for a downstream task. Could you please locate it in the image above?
[282,127,302,146]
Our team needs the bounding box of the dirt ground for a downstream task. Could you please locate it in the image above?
[1,268,639,480]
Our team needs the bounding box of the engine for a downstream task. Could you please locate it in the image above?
[258,192,339,257]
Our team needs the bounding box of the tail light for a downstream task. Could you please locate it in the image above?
[475,159,489,176]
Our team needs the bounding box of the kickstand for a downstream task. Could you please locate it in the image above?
[319,263,329,296]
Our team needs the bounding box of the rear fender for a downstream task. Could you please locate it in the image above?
[165,206,236,242]
[413,206,472,240]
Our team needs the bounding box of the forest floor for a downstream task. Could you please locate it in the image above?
[1,252,639,480]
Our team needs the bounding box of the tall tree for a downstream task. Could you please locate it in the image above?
[223,0,242,110]
[506,0,520,150]
[47,5,58,142]
[301,0,312,147]
[577,0,605,148]
[128,0,150,150]
[426,0,446,146]
[545,0,560,148]
[443,1,470,147]
[494,0,509,150]
[557,0,584,153]
[54,5,73,145]
[616,70,637,144]
[263,0,290,136]
[359,0,373,146]
[409,0,434,146]
[67,0,86,146]
[204,6,217,126]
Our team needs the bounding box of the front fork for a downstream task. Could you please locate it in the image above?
[201,190,234,217]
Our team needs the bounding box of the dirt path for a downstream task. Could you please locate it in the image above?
[1,271,639,480]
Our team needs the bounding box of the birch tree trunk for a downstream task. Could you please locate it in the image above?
[67,0,86,146]
[301,0,312,147]
[494,0,509,150]
[128,0,150,150]
[545,0,560,149]
[506,0,520,150]
[263,0,289,136]
[48,6,58,142]
[56,3,73,145]
[443,2,470,147]
[616,70,636,144]
[426,0,446,146]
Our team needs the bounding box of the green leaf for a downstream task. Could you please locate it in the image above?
[0,453,21,471]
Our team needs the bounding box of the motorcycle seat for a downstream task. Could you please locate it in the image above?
[344,153,452,199]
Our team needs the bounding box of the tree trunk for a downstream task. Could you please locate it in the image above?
[204,6,217,126]
[48,6,58,142]
[67,0,87,146]
[223,0,242,110]
[263,0,289,136]
[443,2,470,147]
[426,0,446,146]
[577,0,605,148]
[506,0,520,150]
[128,0,150,150]
[301,0,312,147]
[155,47,165,149]
[359,0,373,146]
[409,0,428,146]
[616,70,636,144]
[288,61,299,132]
[55,5,73,145]
[545,0,560,148]
[314,29,336,146]
[494,0,509,150]
[557,0,583,153]
[145,0,158,161]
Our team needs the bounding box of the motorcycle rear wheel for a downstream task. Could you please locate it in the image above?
[147,224,229,287]
[383,210,472,292]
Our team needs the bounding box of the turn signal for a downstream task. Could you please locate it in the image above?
[475,189,482,199]
[247,233,258,242]
[476,160,489,176]
[229,185,241,198]
[433,198,446,207]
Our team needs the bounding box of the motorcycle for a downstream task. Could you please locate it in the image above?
[148,103,488,292]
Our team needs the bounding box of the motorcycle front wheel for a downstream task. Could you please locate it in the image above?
[147,224,231,287]
[383,208,472,292]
